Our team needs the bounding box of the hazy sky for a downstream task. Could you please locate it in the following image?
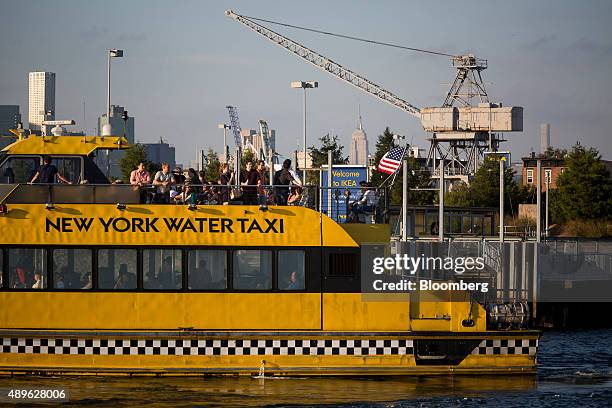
[1,0,611,164]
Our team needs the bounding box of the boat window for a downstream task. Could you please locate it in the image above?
[0,250,3,288]
[97,249,137,290]
[188,250,227,290]
[53,157,81,184]
[277,250,305,290]
[233,250,272,290]
[53,249,92,289]
[7,248,47,289]
[0,157,40,184]
[143,249,182,290]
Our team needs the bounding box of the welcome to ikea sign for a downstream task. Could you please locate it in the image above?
[320,165,368,222]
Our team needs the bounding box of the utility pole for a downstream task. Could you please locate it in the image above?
[499,157,505,243]
[545,175,550,239]
[327,150,333,218]
[439,159,444,242]
[218,123,231,164]
[536,160,542,242]
[402,160,408,241]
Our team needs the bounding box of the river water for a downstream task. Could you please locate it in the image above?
[1,329,611,407]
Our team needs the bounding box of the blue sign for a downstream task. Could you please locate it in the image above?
[320,165,368,222]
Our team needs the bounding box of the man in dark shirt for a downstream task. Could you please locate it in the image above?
[240,161,261,205]
[30,156,71,184]
[274,159,298,205]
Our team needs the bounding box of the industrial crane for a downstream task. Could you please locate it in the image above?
[225,10,523,180]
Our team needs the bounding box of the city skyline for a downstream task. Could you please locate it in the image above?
[1,0,611,165]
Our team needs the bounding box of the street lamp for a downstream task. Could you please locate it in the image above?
[107,49,124,118]
[291,81,318,182]
[218,123,231,164]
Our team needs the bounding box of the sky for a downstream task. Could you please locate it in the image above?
[1,0,611,165]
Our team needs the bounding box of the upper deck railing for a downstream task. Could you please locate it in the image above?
[0,183,389,224]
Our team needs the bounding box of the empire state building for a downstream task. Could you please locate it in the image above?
[349,113,369,165]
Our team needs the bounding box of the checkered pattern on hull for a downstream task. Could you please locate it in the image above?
[0,338,414,356]
[471,339,538,356]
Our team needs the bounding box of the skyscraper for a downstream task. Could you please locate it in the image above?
[540,123,551,154]
[28,71,55,133]
[349,113,368,165]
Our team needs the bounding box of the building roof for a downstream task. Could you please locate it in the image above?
[1,135,130,156]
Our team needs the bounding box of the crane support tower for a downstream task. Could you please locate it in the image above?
[226,105,258,158]
[225,10,523,181]
[258,119,276,164]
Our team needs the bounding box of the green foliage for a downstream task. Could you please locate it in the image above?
[445,158,531,214]
[370,127,395,188]
[307,133,349,185]
[542,146,567,160]
[240,149,257,170]
[205,149,221,183]
[445,181,472,207]
[119,144,159,183]
[550,144,612,222]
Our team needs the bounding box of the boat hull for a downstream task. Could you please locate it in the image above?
[0,330,538,376]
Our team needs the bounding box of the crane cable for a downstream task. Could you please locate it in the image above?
[241,14,458,59]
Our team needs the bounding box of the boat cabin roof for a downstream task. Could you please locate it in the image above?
[2,135,130,157]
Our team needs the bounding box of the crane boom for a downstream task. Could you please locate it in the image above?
[225,10,421,118]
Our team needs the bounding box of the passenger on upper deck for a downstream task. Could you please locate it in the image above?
[287,186,303,206]
[130,163,151,203]
[152,163,176,203]
[256,160,269,205]
[241,161,261,205]
[274,159,299,206]
[347,181,377,222]
[29,156,72,184]
[218,163,232,204]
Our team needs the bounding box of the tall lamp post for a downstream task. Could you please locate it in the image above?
[291,81,318,183]
[218,123,231,164]
[107,49,124,118]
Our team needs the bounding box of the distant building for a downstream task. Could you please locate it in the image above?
[28,71,55,133]
[97,105,135,178]
[522,154,565,192]
[540,123,550,154]
[240,128,276,158]
[143,138,176,170]
[0,105,21,149]
[296,150,313,170]
[349,115,369,165]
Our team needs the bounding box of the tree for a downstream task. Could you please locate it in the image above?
[445,158,531,214]
[119,144,160,183]
[240,149,257,170]
[205,149,221,183]
[550,144,612,222]
[542,146,567,160]
[307,133,348,185]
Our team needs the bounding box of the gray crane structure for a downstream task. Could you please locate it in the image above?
[225,10,523,182]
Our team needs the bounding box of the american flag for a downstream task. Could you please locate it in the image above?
[377,146,406,174]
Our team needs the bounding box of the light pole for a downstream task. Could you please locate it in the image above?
[107,49,124,118]
[218,123,231,164]
[291,81,318,182]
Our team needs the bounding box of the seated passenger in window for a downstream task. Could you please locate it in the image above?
[12,264,29,288]
[286,271,304,290]
[114,264,135,289]
[145,271,162,289]
[32,272,43,289]
[55,273,65,289]
[158,257,174,288]
[81,273,92,289]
